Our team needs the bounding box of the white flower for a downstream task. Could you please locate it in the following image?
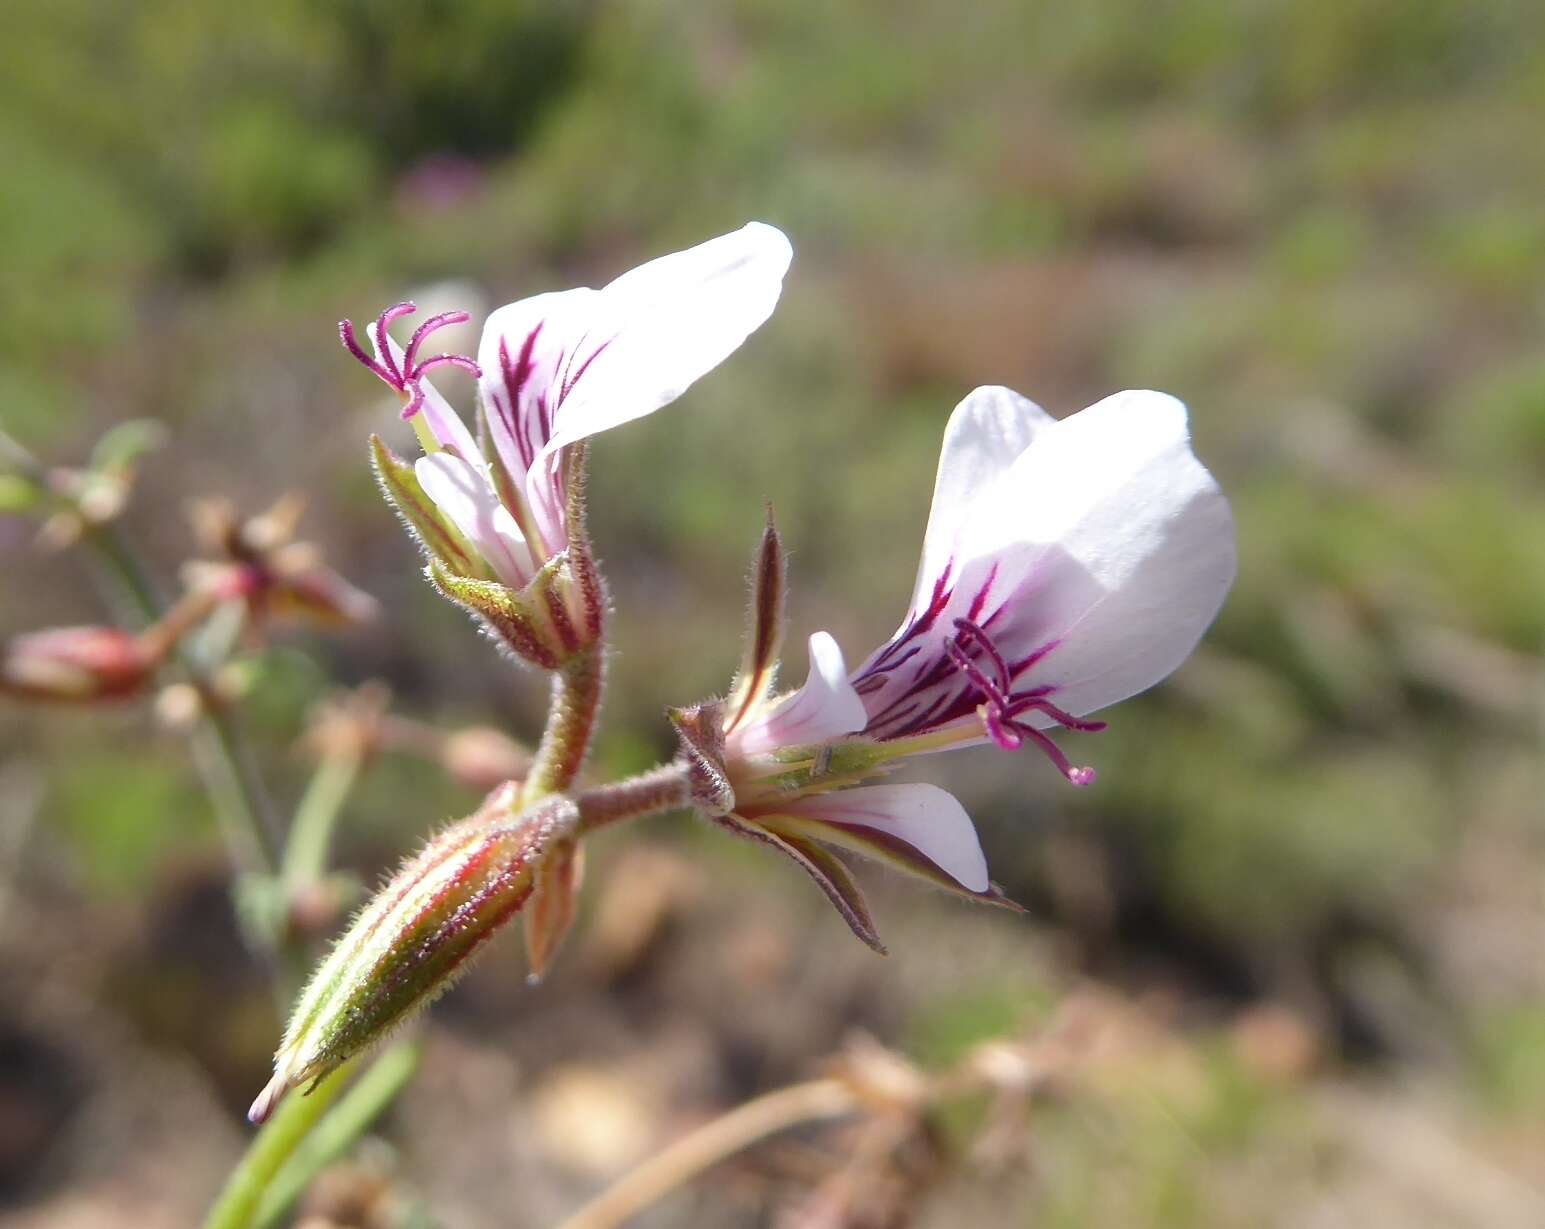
[715,385,1236,907]
[344,222,793,592]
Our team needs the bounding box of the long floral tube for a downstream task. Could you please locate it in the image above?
[251,764,697,1123]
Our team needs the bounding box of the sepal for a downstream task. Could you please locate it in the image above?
[759,808,1020,909]
[724,507,786,735]
[370,434,484,578]
[427,557,578,670]
[668,701,736,816]
[714,812,886,954]
[524,838,583,982]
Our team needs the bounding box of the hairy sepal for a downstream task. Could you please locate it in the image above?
[758,810,1022,911]
[668,701,736,816]
[427,555,583,670]
[723,507,786,734]
[369,434,483,578]
[714,812,886,954]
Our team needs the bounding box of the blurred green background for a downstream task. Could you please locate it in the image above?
[2,1,1543,1225]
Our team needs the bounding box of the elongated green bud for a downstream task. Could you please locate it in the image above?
[250,785,577,1122]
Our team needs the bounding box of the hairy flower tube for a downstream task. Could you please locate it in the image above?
[348,222,792,668]
[250,784,579,1123]
[678,386,1236,949]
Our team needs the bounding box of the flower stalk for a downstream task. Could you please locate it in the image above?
[525,645,606,801]
[574,762,693,835]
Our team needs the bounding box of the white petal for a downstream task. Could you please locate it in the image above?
[381,334,480,462]
[779,784,989,893]
[414,453,537,589]
[732,631,867,755]
[477,287,602,484]
[968,390,1236,717]
[539,221,792,454]
[909,385,1055,616]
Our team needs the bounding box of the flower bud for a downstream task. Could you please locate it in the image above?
[1,626,153,702]
[250,785,578,1123]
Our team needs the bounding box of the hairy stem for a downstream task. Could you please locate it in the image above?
[554,1078,858,1229]
[575,762,692,835]
[525,647,605,801]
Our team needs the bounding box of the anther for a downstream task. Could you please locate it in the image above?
[339,302,482,420]
[946,618,1102,787]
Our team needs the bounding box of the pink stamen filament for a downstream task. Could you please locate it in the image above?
[946,617,1103,787]
[338,302,482,420]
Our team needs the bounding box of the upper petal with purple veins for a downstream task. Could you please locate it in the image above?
[477,222,794,551]
[907,385,1055,619]
[849,385,1235,783]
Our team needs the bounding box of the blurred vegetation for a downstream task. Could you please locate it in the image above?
[3,0,1544,1224]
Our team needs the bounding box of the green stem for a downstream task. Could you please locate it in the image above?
[201,1055,360,1229]
[253,1043,420,1229]
[525,647,605,801]
[281,749,363,895]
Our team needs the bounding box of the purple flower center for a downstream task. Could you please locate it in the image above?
[943,617,1105,786]
[339,302,482,420]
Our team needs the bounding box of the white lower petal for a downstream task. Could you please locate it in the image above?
[778,784,989,893]
[731,631,867,755]
[414,453,537,589]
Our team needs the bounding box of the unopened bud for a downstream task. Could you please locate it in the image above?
[1,626,153,702]
[441,726,532,792]
[250,785,579,1124]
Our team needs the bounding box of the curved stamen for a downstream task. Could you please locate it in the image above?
[338,318,392,383]
[340,302,482,421]
[946,617,1101,786]
[373,302,416,382]
[403,310,472,374]
[952,618,1010,693]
